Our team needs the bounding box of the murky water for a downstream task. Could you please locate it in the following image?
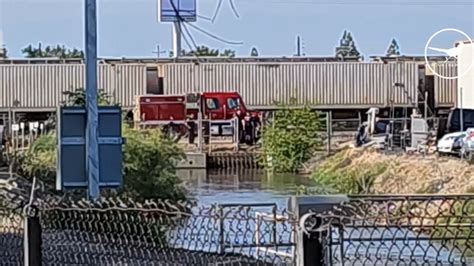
[177,169,315,208]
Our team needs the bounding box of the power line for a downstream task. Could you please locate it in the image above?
[229,0,241,18]
[211,0,224,23]
[185,22,244,45]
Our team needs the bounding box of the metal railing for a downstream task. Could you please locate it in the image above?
[301,195,474,265]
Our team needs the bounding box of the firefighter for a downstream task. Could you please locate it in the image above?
[243,112,254,145]
[203,114,210,145]
[236,108,245,144]
[186,114,196,145]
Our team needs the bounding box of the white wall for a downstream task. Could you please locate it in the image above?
[457,42,474,109]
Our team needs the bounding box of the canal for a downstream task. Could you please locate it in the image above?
[178,169,316,207]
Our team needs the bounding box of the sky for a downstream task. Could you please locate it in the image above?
[0,0,473,58]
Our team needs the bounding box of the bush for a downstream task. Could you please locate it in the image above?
[261,100,323,173]
[121,126,186,201]
[20,124,186,201]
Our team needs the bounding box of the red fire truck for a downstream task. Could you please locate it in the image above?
[134,92,261,140]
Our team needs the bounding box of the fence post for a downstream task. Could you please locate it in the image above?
[218,205,224,254]
[288,195,347,266]
[326,111,332,155]
[23,206,42,266]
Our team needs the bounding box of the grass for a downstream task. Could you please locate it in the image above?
[311,149,388,194]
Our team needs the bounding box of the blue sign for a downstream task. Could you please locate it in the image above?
[56,106,124,190]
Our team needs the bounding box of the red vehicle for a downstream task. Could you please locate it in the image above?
[135,92,261,139]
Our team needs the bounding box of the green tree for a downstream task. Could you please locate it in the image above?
[261,99,323,173]
[22,42,84,59]
[335,30,362,60]
[386,38,401,57]
[183,45,236,58]
[62,88,113,106]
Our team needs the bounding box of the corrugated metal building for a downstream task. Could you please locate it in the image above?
[434,63,457,108]
[0,59,457,113]
[0,64,146,111]
[164,62,420,109]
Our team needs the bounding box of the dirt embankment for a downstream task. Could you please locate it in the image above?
[312,148,474,194]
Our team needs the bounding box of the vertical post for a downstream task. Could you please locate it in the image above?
[460,87,464,132]
[7,108,12,136]
[197,111,202,153]
[424,91,428,119]
[219,205,224,254]
[326,111,332,155]
[172,22,182,58]
[357,111,362,128]
[296,36,301,57]
[208,114,212,154]
[23,208,42,266]
[85,0,100,201]
[20,123,25,151]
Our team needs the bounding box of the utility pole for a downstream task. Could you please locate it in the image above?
[296,35,301,57]
[85,0,100,200]
[172,22,182,58]
[152,44,167,58]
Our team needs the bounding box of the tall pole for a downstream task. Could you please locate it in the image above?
[460,87,464,132]
[173,22,182,58]
[85,0,100,200]
[296,36,301,57]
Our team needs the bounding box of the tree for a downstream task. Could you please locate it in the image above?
[250,47,259,57]
[21,42,84,59]
[220,49,236,57]
[335,30,362,60]
[183,45,236,58]
[0,47,7,59]
[261,99,323,173]
[386,38,401,57]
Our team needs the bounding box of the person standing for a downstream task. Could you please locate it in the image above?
[243,112,254,145]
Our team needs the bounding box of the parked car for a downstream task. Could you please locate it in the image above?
[461,128,474,160]
[437,132,466,155]
[445,108,474,133]
[451,133,467,154]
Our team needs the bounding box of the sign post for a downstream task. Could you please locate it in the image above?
[85,0,100,200]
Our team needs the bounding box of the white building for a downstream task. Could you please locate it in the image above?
[457,40,474,109]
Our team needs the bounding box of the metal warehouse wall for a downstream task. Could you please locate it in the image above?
[0,64,147,110]
[163,62,419,109]
[434,63,457,108]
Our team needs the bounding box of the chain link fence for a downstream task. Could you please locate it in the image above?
[0,175,297,265]
[302,195,474,265]
[3,174,474,265]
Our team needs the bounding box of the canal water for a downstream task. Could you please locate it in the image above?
[177,169,316,208]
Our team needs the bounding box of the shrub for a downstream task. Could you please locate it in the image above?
[20,124,186,201]
[261,99,323,173]
[121,126,186,201]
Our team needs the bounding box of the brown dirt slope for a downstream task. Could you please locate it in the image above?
[315,148,474,194]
